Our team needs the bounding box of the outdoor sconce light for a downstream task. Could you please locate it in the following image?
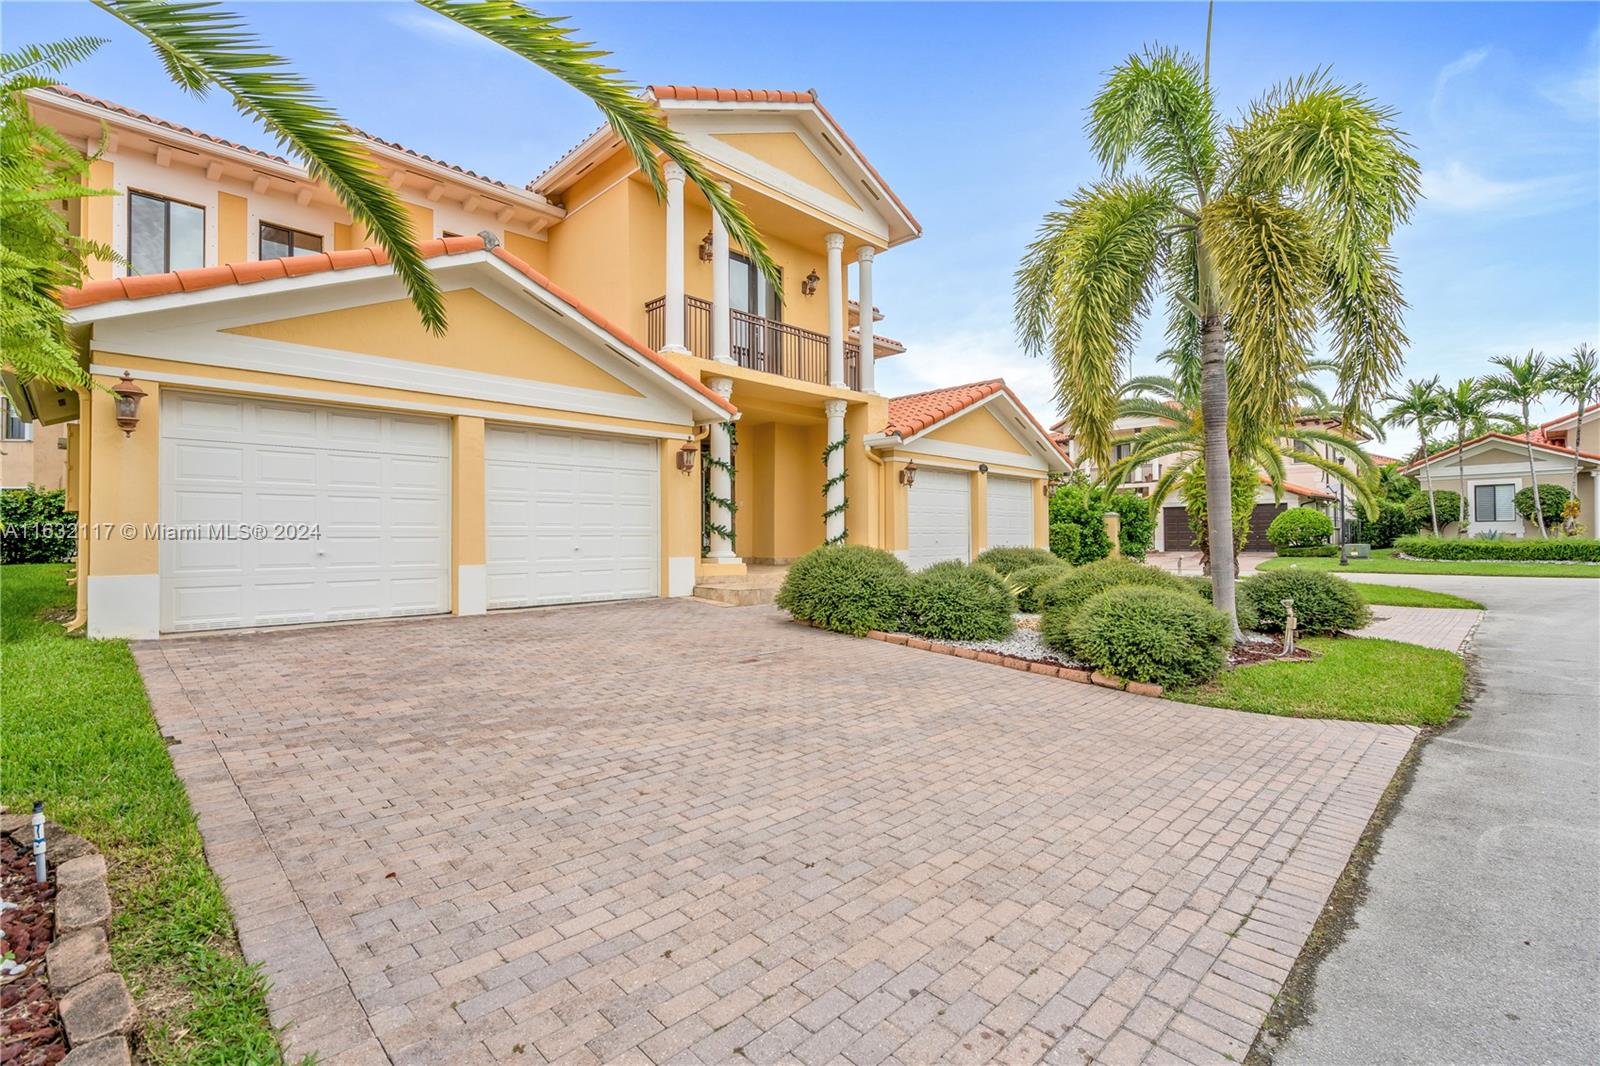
[676,442,698,473]
[898,460,918,487]
[111,371,146,437]
[978,463,989,474]
[1042,481,1056,497]
[801,270,820,296]
[698,232,714,262]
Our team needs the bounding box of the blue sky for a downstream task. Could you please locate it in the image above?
[7,1,1597,456]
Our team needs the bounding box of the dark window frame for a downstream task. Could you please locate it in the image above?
[1473,482,1516,523]
[730,251,782,323]
[2,398,32,442]
[127,188,206,275]
[258,221,324,260]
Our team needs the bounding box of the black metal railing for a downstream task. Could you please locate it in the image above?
[646,295,859,390]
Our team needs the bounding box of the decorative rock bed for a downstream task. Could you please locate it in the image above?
[0,808,134,1066]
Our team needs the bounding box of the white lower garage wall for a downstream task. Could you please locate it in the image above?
[906,467,972,569]
[986,475,1035,549]
[159,391,452,632]
[484,424,659,608]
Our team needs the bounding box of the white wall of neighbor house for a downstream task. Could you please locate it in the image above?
[1417,455,1597,537]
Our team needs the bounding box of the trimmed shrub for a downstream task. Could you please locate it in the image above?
[1513,484,1571,526]
[1038,559,1196,655]
[1276,545,1339,557]
[974,545,1057,575]
[1239,569,1371,635]
[1048,480,1113,564]
[1404,489,1463,527]
[775,544,909,636]
[1049,521,1082,563]
[1393,535,1600,563]
[921,560,1019,611]
[1267,507,1334,551]
[1182,575,1260,632]
[1,486,77,564]
[1104,490,1155,561]
[1012,561,1072,613]
[1353,499,1423,548]
[1066,586,1231,689]
[901,562,1016,642]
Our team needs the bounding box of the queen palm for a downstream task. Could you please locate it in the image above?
[1015,30,1417,635]
[1481,351,1553,537]
[1436,378,1516,534]
[1550,343,1598,509]
[15,1,774,384]
[1381,376,1446,535]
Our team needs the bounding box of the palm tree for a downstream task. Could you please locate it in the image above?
[1381,376,1446,535]
[1481,351,1552,537]
[22,1,772,372]
[1550,343,1598,508]
[1014,17,1417,636]
[1436,378,1516,535]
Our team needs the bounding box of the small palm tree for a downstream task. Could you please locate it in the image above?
[1550,343,1598,508]
[1481,351,1553,537]
[1437,378,1516,534]
[23,1,773,371]
[1381,376,1446,535]
[1014,22,1417,635]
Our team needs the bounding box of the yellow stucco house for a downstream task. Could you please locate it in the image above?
[15,84,1066,638]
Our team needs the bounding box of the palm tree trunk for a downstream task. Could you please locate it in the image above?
[1420,438,1440,536]
[1199,313,1242,641]
[1457,427,1468,536]
[1570,398,1587,530]
[1524,404,1547,537]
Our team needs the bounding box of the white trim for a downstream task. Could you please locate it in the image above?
[887,437,1048,473]
[90,365,692,440]
[667,556,697,598]
[1406,435,1600,475]
[869,390,1068,474]
[1465,475,1524,535]
[457,564,487,616]
[88,574,161,639]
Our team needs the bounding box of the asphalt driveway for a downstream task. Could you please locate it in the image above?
[134,601,1413,1065]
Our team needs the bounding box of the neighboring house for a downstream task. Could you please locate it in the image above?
[9,85,1066,638]
[1401,402,1600,537]
[1,398,67,490]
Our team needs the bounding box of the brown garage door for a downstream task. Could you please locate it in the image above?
[1163,503,1285,552]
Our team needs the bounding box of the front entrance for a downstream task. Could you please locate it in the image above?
[1162,502,1286,552]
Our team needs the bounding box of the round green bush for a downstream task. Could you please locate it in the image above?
[1266,506,1334,551]
[1514,483,1571,525]
[1405,489,1463,526]
[1,486,77,564]
[919,560,1019,611]
[1038,558,1196,656]
[1181,575,1259,632]
[974,545,1057,575]
[901,562,1016,641]
[775,544,909,636]
[1353,499,1423,547]
[1238,569,1372,635]
[1012,561,1073,612]
[1066,586,1231,688]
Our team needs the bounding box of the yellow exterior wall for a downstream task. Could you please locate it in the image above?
[1034,481,1051,548]
[733,421,826,562]
[971,471,989,555]
[711,132,861,207]
[83,159,115,281]
[450,416,485,613]
[924,405,1033,455]
[660,436,701,590]
[217,191,248,264]
[85,375,159,577]
[333,222,356,251]
[545,169,637,332]
[502,230,549,274]
[403,201,435,241]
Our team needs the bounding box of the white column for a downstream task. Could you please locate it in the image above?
[711,181,732,364]
[824,398,847,543]
[856,246,875,394]
[825,232,845,387]
[707,376,739,562]
[662,161,689,355]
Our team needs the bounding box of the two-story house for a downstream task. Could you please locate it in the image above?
[11,84,1066,637]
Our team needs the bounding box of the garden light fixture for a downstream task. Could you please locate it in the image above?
[801,270,819,296]
[899,460,918,487]
[698,232,713,262]
[677,442,698,473]
[111,372,146,436]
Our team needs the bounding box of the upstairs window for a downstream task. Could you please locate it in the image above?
[3,398,31,441]
[1112,440,1134,462]
[1473,483,1516,523]
[260,223,323,260]
[129,191,204,275]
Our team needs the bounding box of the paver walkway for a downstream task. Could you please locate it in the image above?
[134,601,1414,1065]
[1357,605,1482,652]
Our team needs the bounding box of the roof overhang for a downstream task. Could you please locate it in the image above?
[1401,432,1600,474]
[868,387,1070,475]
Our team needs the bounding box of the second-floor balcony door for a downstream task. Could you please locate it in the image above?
[730,253,782,373]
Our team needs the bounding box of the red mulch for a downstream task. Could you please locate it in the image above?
[1,835,64,1066]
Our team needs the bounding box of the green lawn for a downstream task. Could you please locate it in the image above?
[1172,636,1466,726]
[1258,547,1600,578]
[0,565,286,1064]
[1352,584,1484,609]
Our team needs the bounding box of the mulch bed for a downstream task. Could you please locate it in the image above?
[1229,636,1314,667]
[1,835,64,1066]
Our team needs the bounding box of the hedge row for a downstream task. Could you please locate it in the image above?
[1393,535,1600,562]
[777,545,1018,641]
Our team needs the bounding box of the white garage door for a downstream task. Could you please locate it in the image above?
[159,392,450,632]
[485,425,658,608]
[986,475,1035,550]
[907,467,971,569]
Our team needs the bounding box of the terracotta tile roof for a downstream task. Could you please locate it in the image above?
[1400,431,1600,473]
[1540,400,1600,430]
[58,236,735,418]
[1270,475,1336,501]
[1368,453,1401,466]
[348,127,538,198]
[882,379,1068,465]
[43,84,293,166]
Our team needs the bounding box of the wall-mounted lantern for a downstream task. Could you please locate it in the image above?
[1042,480,1056,497]
[676,441,699,473]
[698,232,714,262]
[898,460,918,487]
[111,372,146,437]
[977,463,989,474]
[801,270,820,297]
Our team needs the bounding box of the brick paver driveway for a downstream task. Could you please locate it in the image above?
[134,601,1414,1066]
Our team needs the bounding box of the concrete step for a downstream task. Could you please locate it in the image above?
[692,583,778,607]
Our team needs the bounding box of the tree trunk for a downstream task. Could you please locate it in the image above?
[1199,313,1241,640]
[1524,401,1547,538]
[1420,438,1440,536]
[1570,395,1587,531]
[1457,428,1468,536]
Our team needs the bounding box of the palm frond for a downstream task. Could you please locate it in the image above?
[1088,45,1218,197]
[95,1,447,332]
[415,0,778,295]
[0,37,109,79]
[1117,373,1178,400]
[1145,454,1196,510]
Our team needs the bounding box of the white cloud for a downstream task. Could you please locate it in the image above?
[386,9,501,52]
[1539,28,1599,120]
[1419,161,1588,216]
[874,326,1064,428]
[1431,46,1490,120]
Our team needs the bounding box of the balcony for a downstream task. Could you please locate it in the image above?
[646,295,860,390]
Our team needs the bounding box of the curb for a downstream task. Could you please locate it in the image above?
[2,809,137,1066]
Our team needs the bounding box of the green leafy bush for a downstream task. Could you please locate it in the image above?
[1,486,76,564]
[1049,521,1082,563]
[1393,535,1600,562]
[1267,506,1334,551]
[1047,479,1112,564]
[1239,569,1372,635]
[1182,575,1259,631]
[1104,490,1154,561]
[974,545,1056,575]
[902,562,1016,641]
[1352,499,1423,548]
[921,560,1019,611]
[1012,561,1072,612]
[1038,558,1196,655]
[1066,586,1231,688]
[1405,489,1463,527]
[1513,484,1571,526]
[1276,545,1339,557]
[775,544,909,636]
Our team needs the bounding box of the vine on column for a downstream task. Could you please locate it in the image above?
[703,421,737,551]
[821,433,849,545]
